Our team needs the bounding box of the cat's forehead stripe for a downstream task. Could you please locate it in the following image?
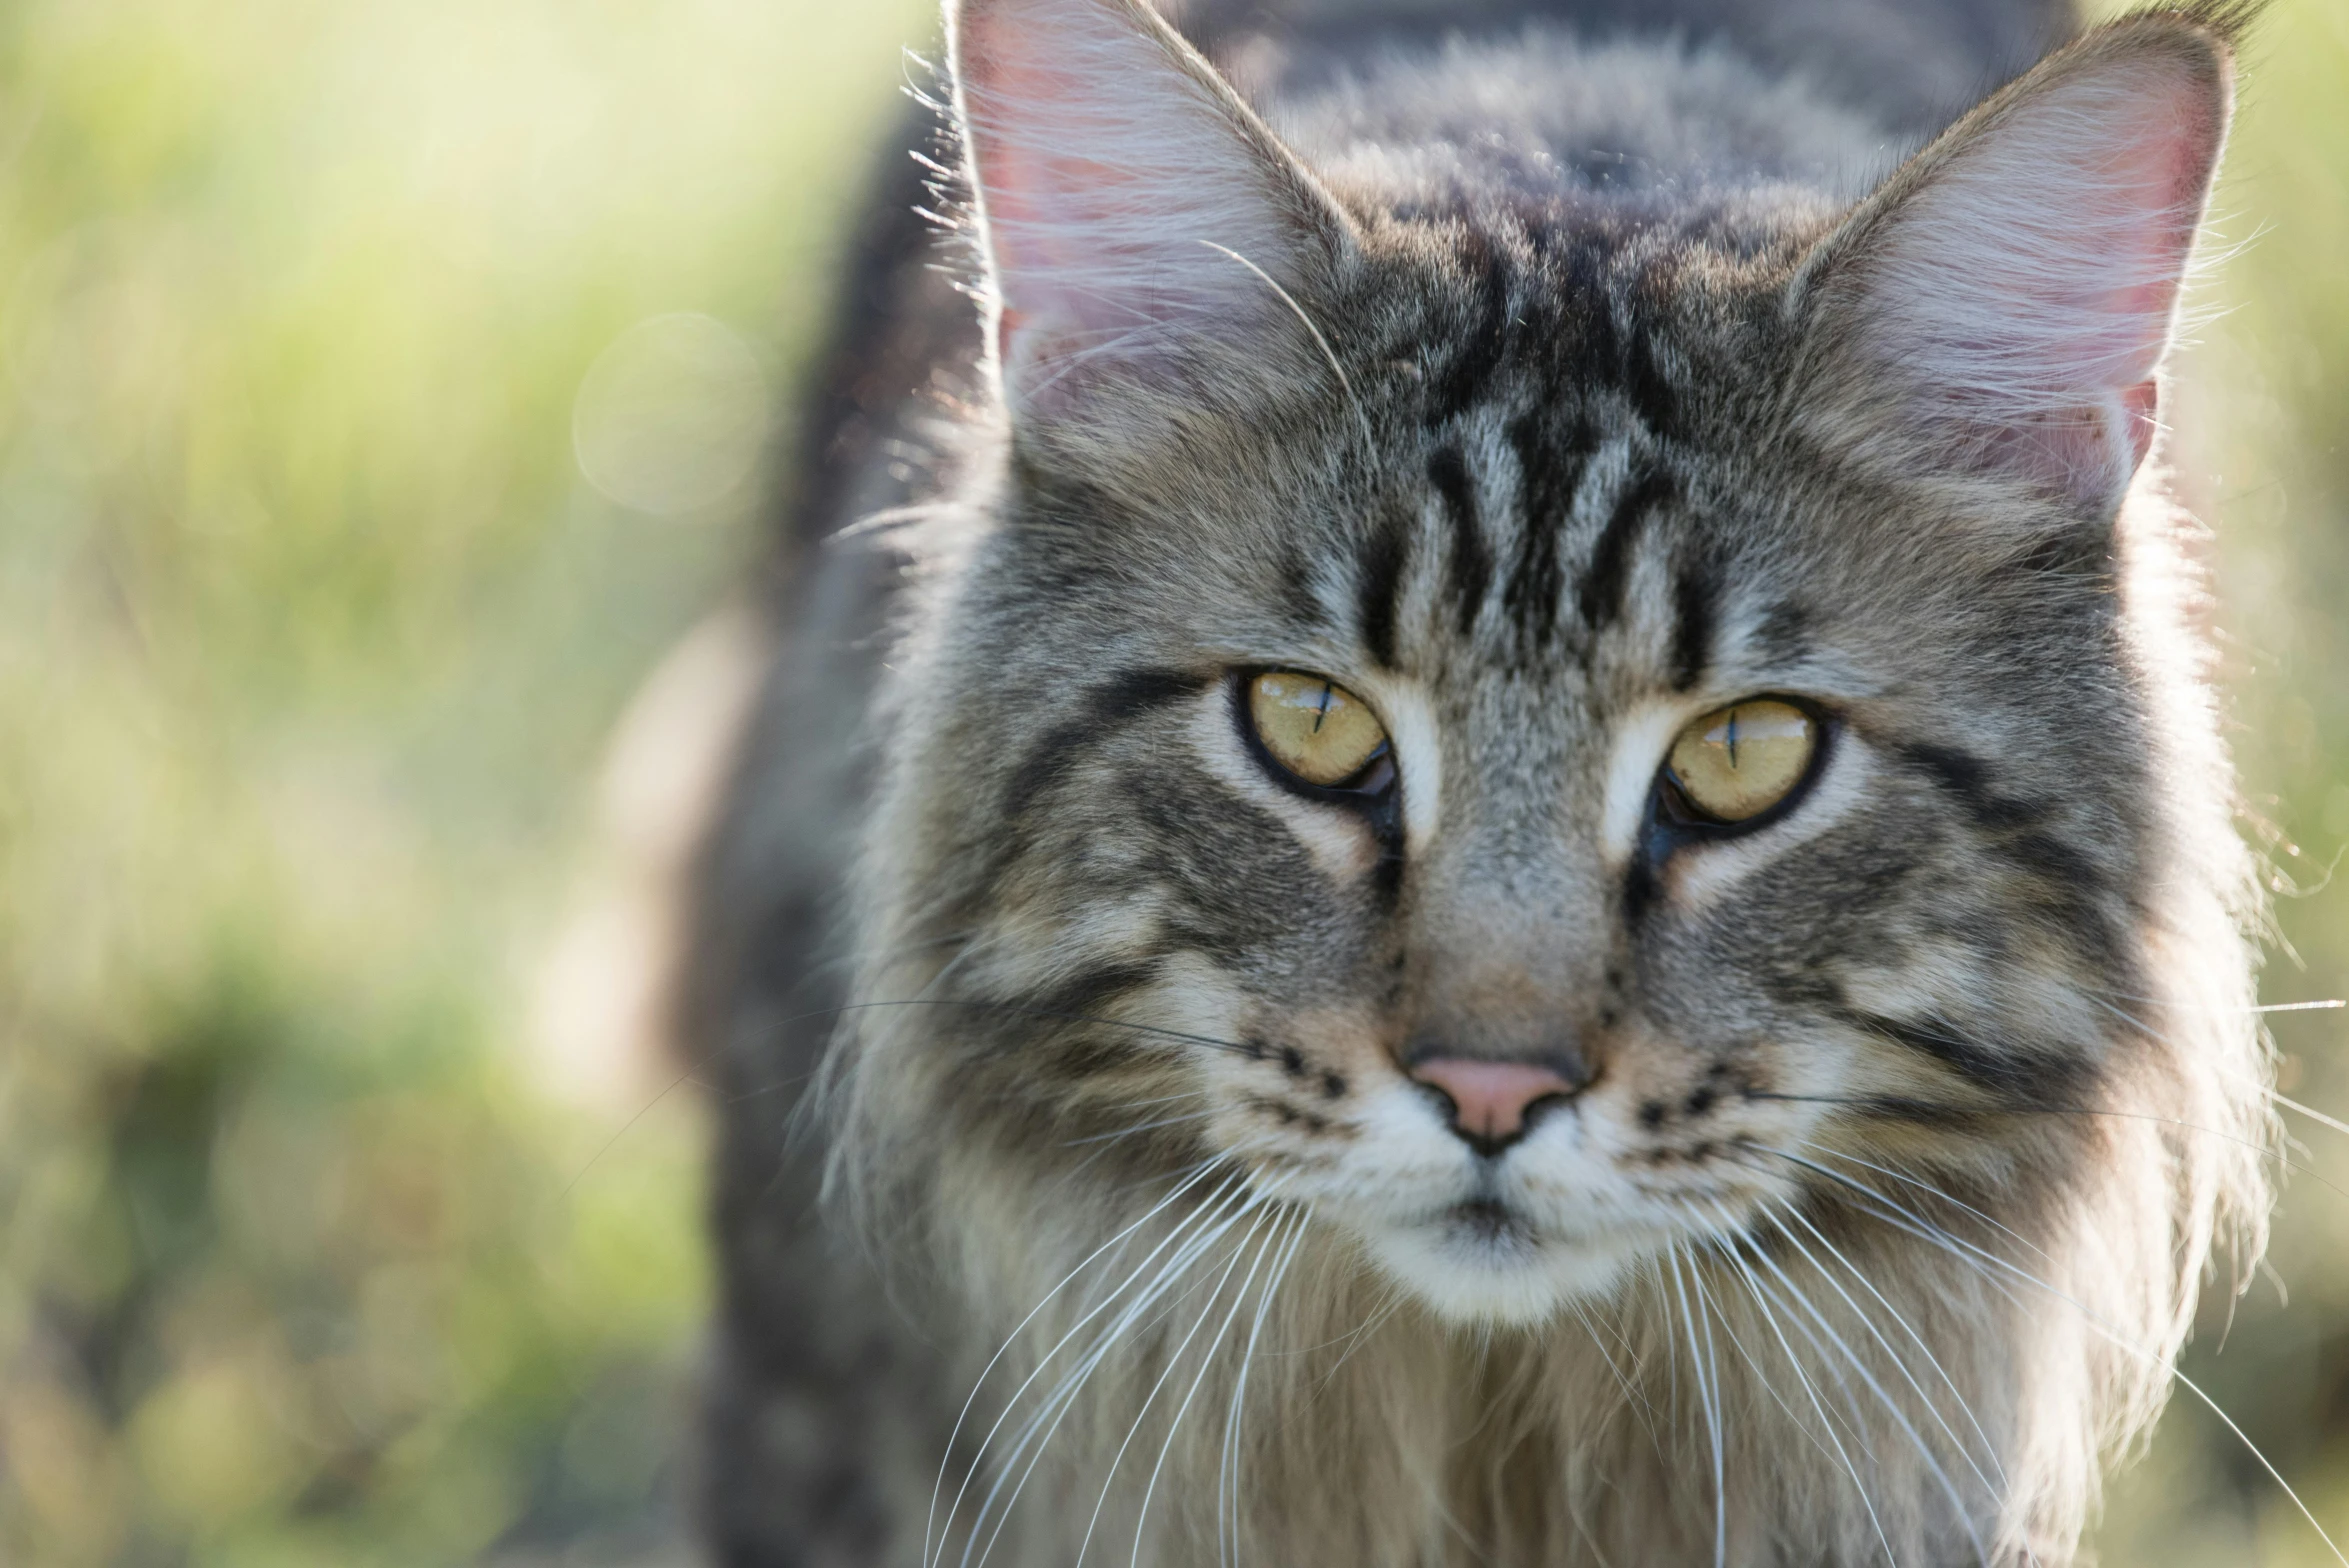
[1353,413,1694,683]
[1573,464,1675,638]
[1426,445,1487,636]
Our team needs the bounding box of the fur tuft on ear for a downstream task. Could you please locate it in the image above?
[948,0,1351,424]
[1796,11,2240,511]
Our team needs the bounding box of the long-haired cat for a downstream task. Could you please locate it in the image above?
[682,0,2276,1562]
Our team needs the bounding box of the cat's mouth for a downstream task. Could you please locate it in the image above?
[1349,1193,1647,1325]
[1442,1195,1528,1243]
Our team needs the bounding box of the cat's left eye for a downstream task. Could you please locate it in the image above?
[1245,671,1392,791]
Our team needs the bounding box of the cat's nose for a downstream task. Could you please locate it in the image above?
[1407,1057,1583,1150]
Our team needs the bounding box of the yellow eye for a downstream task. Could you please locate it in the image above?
[1247,671,1391,788]
[1666,699,1817,823]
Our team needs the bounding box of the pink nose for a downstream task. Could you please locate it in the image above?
[1408,1058,1581,1144]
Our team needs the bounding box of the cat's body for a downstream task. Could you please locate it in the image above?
[683,2,2269,1564]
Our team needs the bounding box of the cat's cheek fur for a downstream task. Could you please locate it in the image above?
[1184,689,1382,880]
[1664,728,1873,909]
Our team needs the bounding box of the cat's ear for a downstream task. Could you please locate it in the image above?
[1795,15,2238,512]
[948,0,1352,426]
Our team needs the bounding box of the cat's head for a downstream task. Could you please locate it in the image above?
[843,0,2256,1326]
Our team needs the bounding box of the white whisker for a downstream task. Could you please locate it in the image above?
[1130,1206,1288,1568]
[1222,1208,1308,1568]
[925,1157,1225,1567]
[1757,1144,2349,1568]
[1195,240,1376,457]
[961,1176,1263,1568]
[1665,1242,1728,1568]
[1717,1228,1901,1565]
[1727,1205,1987,1565]
[1774,1203,2011,1498]
[1075,1191,1278,1568]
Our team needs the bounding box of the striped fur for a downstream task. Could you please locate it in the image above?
[687,2,2273,1564]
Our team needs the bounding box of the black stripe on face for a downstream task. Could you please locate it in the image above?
[1001,668,1212,820]
[1428,446,1489,636]
[1894,742,2127,972]
[1356,506,1411,668]
[1668,554,1721,692]
[1840,1007,2084,1103]
[1577,466,1675,634]
[1897,742,2034,829]
[1009,961,1165,1041]
[1427,234,1512,425]
[1504,412,1596,649]
[1619,323,1681,441]
[1561,243,1618,376]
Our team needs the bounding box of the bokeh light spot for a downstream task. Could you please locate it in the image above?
[572,312,768,516]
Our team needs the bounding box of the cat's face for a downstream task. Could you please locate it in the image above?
[853,0,2230,1326]
[902,248,2142,1324]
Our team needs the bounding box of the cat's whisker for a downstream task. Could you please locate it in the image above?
[923,1156,1227,1568]
[1219,1209,1289,1567]
[2071,981,2346,1016]
[1726,1204,1990,1565]
[1686,1240,1849,1488]
[1692,1260,1730,1568]
[958,1175,1262,1568]
[1074,1197,1279,1568]
[1129,1206,1288,1568]
[1221,1208,1309,1568]
[2081,993,2166,1046]
[1664,1241,1728,1568]
[1193,239,1377,458]
[1061,1106,1220,1148]
[1314,1284,1408,1386]
[1745,1089,2340,1202]
[966,1187,1275,1568]
[1774,1203,2013,1499]
[1752,1144,2349,1568]
[1715,1227,1904,1566]
[836,996,1270,1059]
[1568,1297,1663,1451]
[959,1197,1244,1568]
[2272,1090,2349,1142]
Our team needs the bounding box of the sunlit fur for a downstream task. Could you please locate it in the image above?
[687,2,2276,1564]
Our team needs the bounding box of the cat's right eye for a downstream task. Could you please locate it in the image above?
[1663,699,1818,825]
[1243,671,1392,791]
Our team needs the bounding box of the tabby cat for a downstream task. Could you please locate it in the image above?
[682,0,2273,1562]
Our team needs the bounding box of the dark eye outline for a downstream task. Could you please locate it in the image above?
[1230,668,1400,811]
[1648,695,1838,845]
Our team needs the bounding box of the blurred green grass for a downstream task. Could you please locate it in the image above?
[0,0,923,1560]
[0,0,2341,1563]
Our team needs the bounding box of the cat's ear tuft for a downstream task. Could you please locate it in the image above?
[1796,16,2237,512]
[948,0,1351,425]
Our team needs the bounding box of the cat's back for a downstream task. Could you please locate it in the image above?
[1177,0,2072,139]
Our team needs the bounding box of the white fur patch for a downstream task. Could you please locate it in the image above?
[1598,695,1698,866]
[1351,671,1443,852]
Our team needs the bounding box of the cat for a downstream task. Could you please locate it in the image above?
[680,0,2274,1562]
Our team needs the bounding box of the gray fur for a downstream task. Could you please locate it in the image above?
[685,2,2270,1564]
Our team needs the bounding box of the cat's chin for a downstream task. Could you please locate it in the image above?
[1358,1214,1638,1326]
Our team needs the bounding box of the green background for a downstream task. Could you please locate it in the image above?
[0,0,2342,1562]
